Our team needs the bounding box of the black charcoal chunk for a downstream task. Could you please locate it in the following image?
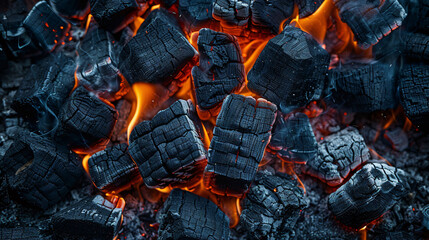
[52,195,125,240]
[158,189,230,240]
[203,94,277,197]
[333,0,407,48]
[0,24,42,58]
[401,32,429,61]
[178,0,216,31]
[296,0,323,17]
[50,0,90,21]
[250,0,294,34]
[423,205,429,230]
[268,112,317,164]
[0,130,82,209]
[328,163,409,229]
[0,227,40,240]
[88,144,139,192]
[160,0,177,8]
[89,0,140,33]
[213,0,251,26]
[404,0,429,33]
[119,9,198,85]
[240,171,308,239]
[129,100,207,189]
[192,28,245,119]
[23,1,70,52]
[304,126,370,186]
[247,26,330,112]
[328,62,398,112]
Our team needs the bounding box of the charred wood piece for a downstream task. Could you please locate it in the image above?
[304,126,370,186]
[423,205,429,230]
[401,32,429,61]
[178,0,217,32]
[250,0,294,34]
[247,26,330,112]
[203,94,277,197]
[0,130,82,209]
[213,0,251,26]
[328,163,409,229]
[50,0,90,21]
[0,227,40,239]
[296,0,324,17]
[158,189,230,240]
[333,0,407,48]
[52,195,125,240]
[160,0,177,8]
[240,171,308,239]
[0,44,7,69]
[0,24,42,58]
[192,28,245,119]
[129,100,207,189]
[119,9,197,85]
[88,144,139,192]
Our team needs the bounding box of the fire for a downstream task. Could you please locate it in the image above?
[82,155,91,176]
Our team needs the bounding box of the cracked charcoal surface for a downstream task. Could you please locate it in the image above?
[119,9,198,85]
[57,86,118,150]
[203,94,277,197]
[158,189,230,240]
[0,227,41,239]
[328,62,398,112]
[328,163,409,229]
[212,0,251,26]
[304,126,370,186]
[50,0,90,21]
[52,195,124,240]
[178,0,217,32]
[23,1,70,52]
[89,0,140,33]
[296,0,324,17]
[88,143,139,192]
[402,32,429,61]
[247,26,330,112]
[129,100,207,189]
[192,28,245,119]
[0,129,83,209]
[250,0,294,34]
[240,171,308,240]
[333,0,407,48]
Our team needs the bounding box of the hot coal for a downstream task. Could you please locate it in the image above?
[129,100,207,189]
[250,0,294,34]
[50,0,90,21]
[402,32,429,61]
[423,205,429,230]
[212,0,251,26]
[328,163,409,229]
[240,171,308,239]
[23,1,70,52]
[88,143,140,192]
[297,0,324,17]
[57,86,118,151]
[304,126,370,186]
[52,195,125,240]
[158,189,230,240]
[178,0,216,32]
[383,128,409,151]
[203,94,277,197]
[0,129,82,209]
[119,9,197,85]
[333,0,407,48]
[328,62,398,112]
[247,26,330,113]
[0,227,40,239]
[192,28,245,119]
[268,112,318,164]
[0,24,42,59]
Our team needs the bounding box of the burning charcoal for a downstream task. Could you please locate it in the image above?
[23,1,70,52]
[50,0,90,21]
[247,26,330,112]
[119,9,198,85]
[129,100,207,189]
[203,94,277,197]
[52,195,125,240]
[158,189,230,240]
[250,0,294,34]
[240,171,308,239]
[382,128,408,151]
[399,64,429,131]
[328,163,409,229]
[0,24,42,58]
[333,0,407,48]
[76,24,128,102]
[423,205,429,230]
[178,0,217,32]
[192,28,245,119]
[0,130,82,209]
[297,0,324,17]
[328,62,398,112]
[268,112,318,164]
[304,126,370,186]
[212,0,251,26]
[0,227,40,239]
[402,32,429,61]
[57,86,118,151]
[88,143,140,192]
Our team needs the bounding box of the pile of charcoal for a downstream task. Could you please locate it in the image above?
[0,0,428,239]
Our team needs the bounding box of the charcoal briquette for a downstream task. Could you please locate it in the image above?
[178,0,217,32]
[250,0,294,34]
[296,0,324,17]
[212,0,251,26]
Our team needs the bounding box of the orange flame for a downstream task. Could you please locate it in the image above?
[82,155,91,176]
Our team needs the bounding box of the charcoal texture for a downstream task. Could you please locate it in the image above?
[328,163,409,229]
[268,112,318,164]
[402,32,429,61]
[88,144,139,192]
[250,0,294,34]
[240,171,308,239]
[129,100,207,189]
[296,0,323,17]
[334,0,407,48]
[328,62,398,112]
[89,0,140,33]
[178,0,216,31]
[305,126,370,186]
[213,0,251,26]
[399,64,429,131]
[158,189,230,240]
[0,24,41,58]
[192,28,245,119]
[119,9,197,85]
[0,130,82,209]
[50,0,90,21]
[23,1,70,52]
[247,26,330,112]
[0,227,40,239]
[52,195,124,240]
[423,205,429,230]
[160,0,177,8]
[203,94,277,197]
